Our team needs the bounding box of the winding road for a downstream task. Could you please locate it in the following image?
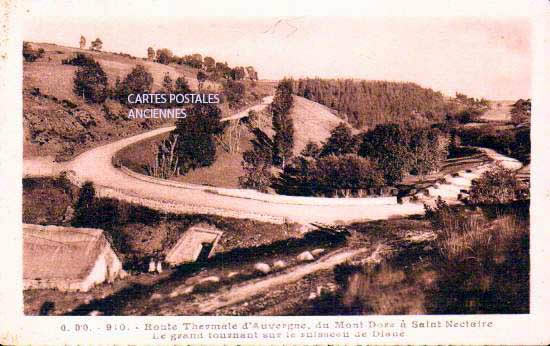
[23,97,523,225]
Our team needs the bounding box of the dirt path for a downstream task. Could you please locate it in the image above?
[199,247,369,313]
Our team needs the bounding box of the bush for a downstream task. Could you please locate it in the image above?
[116,64,153,104]
[62,53,96,67]
[275,154,384,197]
[468,167,528,204]
[22,42,44,62]
[73,59,108,103]
[223,79,246,109]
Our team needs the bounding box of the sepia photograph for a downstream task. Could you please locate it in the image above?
[20,10,532,317]
[2,0,549,344]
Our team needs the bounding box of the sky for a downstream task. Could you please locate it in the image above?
[22,1,532,100]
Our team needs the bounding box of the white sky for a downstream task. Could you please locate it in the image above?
[22,0,532,100]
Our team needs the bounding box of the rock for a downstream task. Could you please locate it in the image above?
[423,245,434,252]
[156,261,163,274]
[119,270,129,279]
[199,276,220,284]
[297,251,314,262]
[317,283,337,296]
[148,259,156,273]
[88,310,102,316]
[308,292,317,300]
[311,248,325,257]
[170,285,195,298]
[150,293,163,300]
[254,262,271,274]
[272,260,287,270]
[227,271,240,279]
[184,276,202,286]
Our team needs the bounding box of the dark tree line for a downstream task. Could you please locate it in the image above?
[152,47,258,81]
[294,78,461,128]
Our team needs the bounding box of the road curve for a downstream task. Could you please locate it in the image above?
[60,125,425,223]
[24,96,424,224]
[25,97,522,225]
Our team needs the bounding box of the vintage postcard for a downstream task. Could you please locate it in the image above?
[1,0,549,344]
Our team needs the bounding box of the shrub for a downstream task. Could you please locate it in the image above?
[62,53,96,67]
[276,154,384,197]
[223,79,246,109]
[22,42,44,62]
[320,123,358,157]
[468,167,528,205]
[239,128,273,192]
[73,59,108,103]
[116,64,153,104]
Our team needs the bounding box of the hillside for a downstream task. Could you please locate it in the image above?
[294,78,459,128]
[288,96,349,155]
[23,42,273,161]
[116,96,351,188]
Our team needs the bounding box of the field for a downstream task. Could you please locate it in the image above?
[479,100,515,122]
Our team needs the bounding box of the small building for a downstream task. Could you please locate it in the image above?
[23,224,125,292]
[165,223,223,266]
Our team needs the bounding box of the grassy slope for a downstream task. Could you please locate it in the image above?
[116,95,350,188]
[479,100,514,122]
[23,42,274,161]
[289,96,348,155]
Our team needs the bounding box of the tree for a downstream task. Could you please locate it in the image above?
[156,48,173,65]
[204,56,215,71]
[358,124,413,185]
[197,70,207,91]
[246,66,258,80]
[79,35,86,49]
[231,66,245,80]
[73,59,108,103]
[146,134,180,178]
[116,64,153,104]
[174,76,191,94]
[62,53,96,67]
[511,99,531,125]
[147,47,155,61]
[161,72,173,93]
[276,153,384,197]
[239,128,273,192]
[320,123,357,157]
[409,127,448,178]
[271,79,295,168]
[468,167,528,204]
[173,103,225,170]
[73,181,96,227]
[215,62,232,79]
[301,141,321,159]
[223,79,246,109]
[90,38,103,51]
